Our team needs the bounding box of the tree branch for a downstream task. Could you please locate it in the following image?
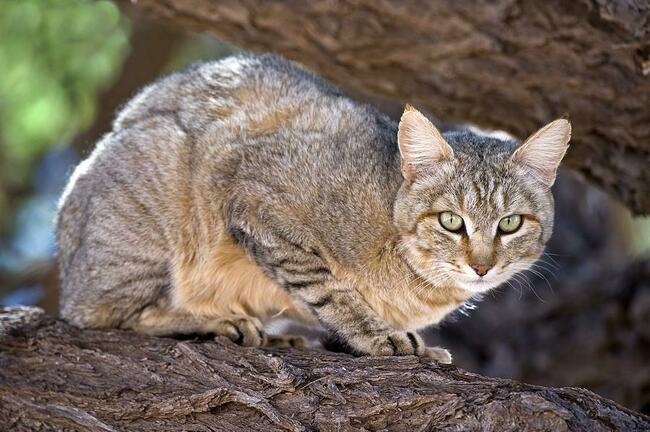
[1,307,648,431]
[127,0,650,214]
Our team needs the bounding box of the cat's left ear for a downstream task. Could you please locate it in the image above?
[511,119,571,186]
[397,105,454,181]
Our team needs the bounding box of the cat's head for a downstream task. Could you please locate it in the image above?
[393,106,570,293]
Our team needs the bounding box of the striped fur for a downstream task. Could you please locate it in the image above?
[56,54,568,362]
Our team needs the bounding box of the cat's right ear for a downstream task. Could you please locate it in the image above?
[511,119,571,186]
[397,105,454,181]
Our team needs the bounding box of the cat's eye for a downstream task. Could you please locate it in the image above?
[439,211,464,232]
[498,214,522,234]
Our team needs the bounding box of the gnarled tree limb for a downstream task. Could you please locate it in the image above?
[127,0,650,214]
[1,307,648,431]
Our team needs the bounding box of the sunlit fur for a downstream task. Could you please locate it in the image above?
[394,130,555,294]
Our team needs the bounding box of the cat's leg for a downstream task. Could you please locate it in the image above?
[131,307,308,348]
[228,219,449,360]
[320,326,451,362]
[294,279,437,357]
[273,259,451,360]
[315,287,451,362]
[128,306,267,347]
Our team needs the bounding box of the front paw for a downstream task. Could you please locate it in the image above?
[265,334,309,349]
[209,315,267,347]
[366,331,425,356]
[360,332,452,363]
[423,346,452,364]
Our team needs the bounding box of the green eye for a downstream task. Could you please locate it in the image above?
[498,214,522,234]
[439,211,464,232]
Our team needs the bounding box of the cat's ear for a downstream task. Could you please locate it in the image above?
[397,105,454,181]
[511,119,571,186]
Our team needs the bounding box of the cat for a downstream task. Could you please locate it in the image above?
[56,54,570,362]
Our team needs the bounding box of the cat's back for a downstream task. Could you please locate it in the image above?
[111,54,346,135]
[118,53,402,226]
[58,54,328,217]
[57,54,400,280]
[129,53,402,265]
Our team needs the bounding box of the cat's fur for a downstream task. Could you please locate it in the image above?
[56,54,570,362]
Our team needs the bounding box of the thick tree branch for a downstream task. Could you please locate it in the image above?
[1,307,648,431]
[128,0,650,214]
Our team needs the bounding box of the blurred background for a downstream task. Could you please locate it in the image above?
[0,0,648,414]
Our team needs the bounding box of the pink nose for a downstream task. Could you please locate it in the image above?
[471,264,493,276]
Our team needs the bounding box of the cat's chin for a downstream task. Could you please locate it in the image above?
[453,278,502,293]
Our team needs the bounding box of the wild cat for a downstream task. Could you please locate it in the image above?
[56,54,570,363]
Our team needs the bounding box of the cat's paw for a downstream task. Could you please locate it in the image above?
[422,346,452,364]
[366,330,425,356]
[265,334,309,349]
[210,315,267,347]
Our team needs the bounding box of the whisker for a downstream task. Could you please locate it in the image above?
[536,256,559,270]
[513,271,545,303]
[524,266,555,295]
[505,279,523,300]
[532,260,559,274]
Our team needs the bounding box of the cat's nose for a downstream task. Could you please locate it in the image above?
[471,264,493,276]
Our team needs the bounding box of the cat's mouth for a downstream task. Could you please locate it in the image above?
[454,277,501,293]
[451,261,535,293]
[415,263,505,293]
[451,267,509,293]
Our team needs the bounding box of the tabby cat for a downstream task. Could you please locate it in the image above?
[57,54,570,362]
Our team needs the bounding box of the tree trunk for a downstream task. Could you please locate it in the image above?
[1,306,648,431]
[127,0,650,214]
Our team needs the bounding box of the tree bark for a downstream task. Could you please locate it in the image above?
[0,307,648,431]
[127,0,650,214]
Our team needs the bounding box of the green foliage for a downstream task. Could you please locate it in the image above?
[0,0,129,211]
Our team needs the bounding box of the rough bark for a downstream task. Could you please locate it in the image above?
[127,0,650,214]
[0,307,648,431]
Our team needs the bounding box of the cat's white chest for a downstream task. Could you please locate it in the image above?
[359,284,466,331]
[403,302,463,330]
